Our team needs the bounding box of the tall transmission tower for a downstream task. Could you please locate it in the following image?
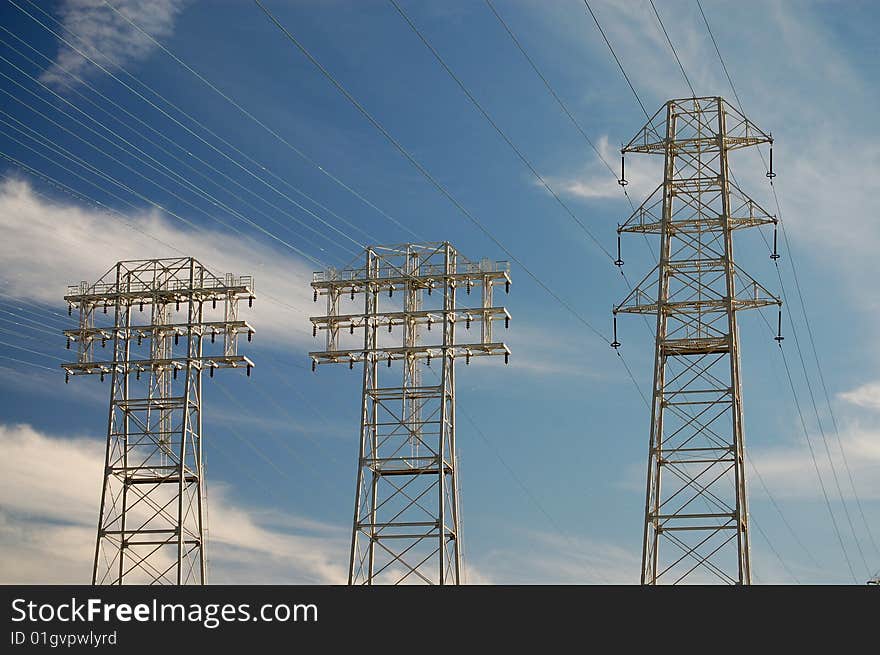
[62,258,255,585]
[614,97,781,585]
[309,242,511,585]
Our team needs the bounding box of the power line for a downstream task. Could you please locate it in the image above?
[387,0,614,261]
[581,1,652,122]
[648,0,696,98]
[98,0,420,242]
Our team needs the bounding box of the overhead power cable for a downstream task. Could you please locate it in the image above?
[98,0,420,241]
[388,0,613,262]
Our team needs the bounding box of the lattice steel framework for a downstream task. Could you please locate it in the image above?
[62,258,255,585]
[310,242,510,585]
[615,97,780,585]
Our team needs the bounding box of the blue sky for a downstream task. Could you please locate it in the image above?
[0,0,879,584]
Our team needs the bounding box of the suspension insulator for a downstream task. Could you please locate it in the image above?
[350,289,355,300]
[465,352,471,365]
[388,321,393,333]
[211,332,216,344]
[173,367,178,380]
[212,299,216,310]
[65,372,69,384]
[615,231,624,267]
[174,333,179,346]
[66,339,70,350]
[136,369,140,381]
[101,338,106,348]
[618,152,628,187]
[466,317,471,329]
[313,324,317,337]
[312,360,316,372]
[428,285,432,296]
[103,305,107,314]
[314,290,318,302]
[505,280,510,294]
[210,365,214,378]
[68,304,72,316]
[504,352,509,365]
[176,301,181,311]
[139,302,143,312]
[137,336,142,346]
[349,359,354,370]
[611,314,621,349]
[387,354,392,367]
[505,316,510,329]
[248,331,253,342]
[774,307,785,343]
[427,318,432,331]
[770,224,781,261]
[427,353,432,366]
[247,364,252,377]
[466,282,471,295]
[767,143,777,180]
[388,286,393,298]
[100,371,105,382]
[350,324,354,335]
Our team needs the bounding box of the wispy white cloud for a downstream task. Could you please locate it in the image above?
[749,424,880,501]
[471,528,639,584]
[547,134,661,203]
[839,381,880,412]
[0,422,347,584]
[39,0,188,90]
[0,178,315,349]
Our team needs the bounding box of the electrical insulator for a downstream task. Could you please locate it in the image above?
[767,142,776,180]
[771,223,780,261]
[774,307,784,343]
[611,314,621,349]
[618,151,628,187]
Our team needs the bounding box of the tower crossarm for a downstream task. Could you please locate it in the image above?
[620,181,777,235]
[309,343,509,367]
[64,320,254,344]
[62,354,255,378]
[309,307,509,333]
[622,97,772,155]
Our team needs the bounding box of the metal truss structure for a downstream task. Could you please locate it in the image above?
[615,97,780,585]
[62,258,255,585]
[310,242,510,585]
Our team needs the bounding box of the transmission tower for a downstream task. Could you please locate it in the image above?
[62,257,255,585]
[614,97,781,585]
[309,242,511,585]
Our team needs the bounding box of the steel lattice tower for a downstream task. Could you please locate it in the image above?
[615,97,781,585]
[62,258,255,585]
[309,242,511,585]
